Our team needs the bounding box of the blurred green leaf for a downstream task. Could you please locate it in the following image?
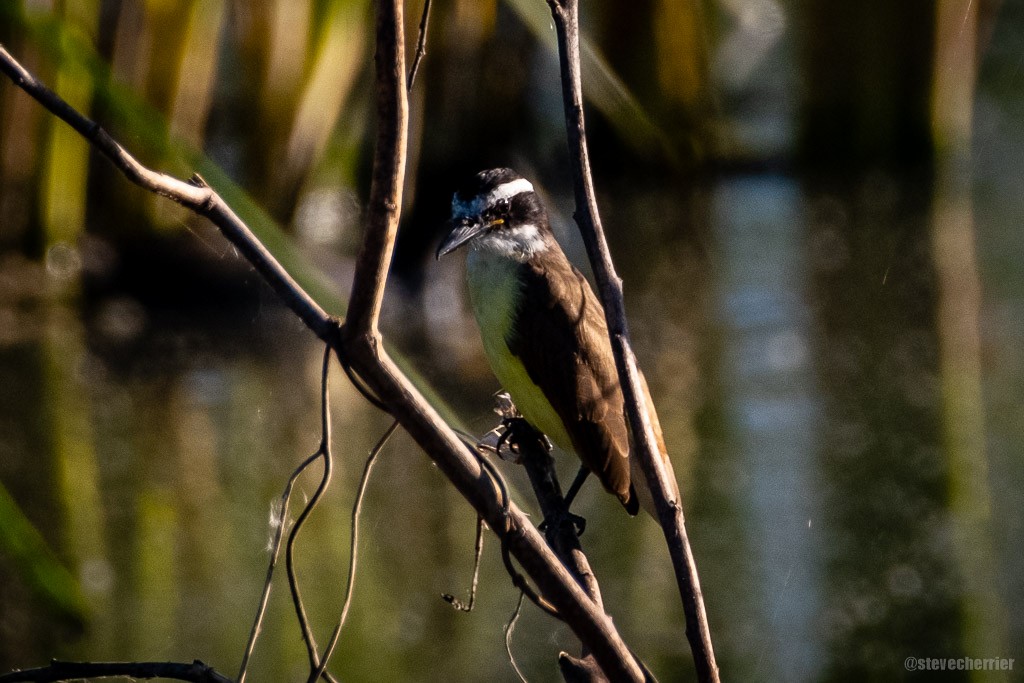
[11,7,344,310]
[8,5,466,428]
[0,480,87,622]
[503,0,675,160]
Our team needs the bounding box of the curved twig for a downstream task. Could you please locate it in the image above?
[339,356,389,412]
[285,349,336,677]
[442,515,485,611]
[504,592,529,683]
[237,449,322,682]
[500,536,560,619]
[307,419,400,683]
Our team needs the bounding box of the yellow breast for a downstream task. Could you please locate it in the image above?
[466,249,574,452]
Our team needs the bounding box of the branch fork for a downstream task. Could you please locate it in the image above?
[0,0,719,678]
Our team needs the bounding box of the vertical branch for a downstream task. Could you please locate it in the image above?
[545,1,720,681]
[334,0,644,676]
[344,0,408,336]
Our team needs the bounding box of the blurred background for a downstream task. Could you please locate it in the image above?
[0,0,1021,680]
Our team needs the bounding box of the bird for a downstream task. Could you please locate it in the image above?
[436,167,676,518]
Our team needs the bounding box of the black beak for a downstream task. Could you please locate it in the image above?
[436,218,484,259]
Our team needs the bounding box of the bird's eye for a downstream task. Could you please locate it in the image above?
[495,198,509,213]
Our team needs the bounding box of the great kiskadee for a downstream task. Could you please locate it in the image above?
[437,168,674,517]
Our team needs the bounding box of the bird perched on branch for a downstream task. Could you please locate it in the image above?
[437,168,677,518]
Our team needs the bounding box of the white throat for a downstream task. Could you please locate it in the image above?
[471,224,547,262]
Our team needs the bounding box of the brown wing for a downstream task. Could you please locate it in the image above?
[506,249,634,510]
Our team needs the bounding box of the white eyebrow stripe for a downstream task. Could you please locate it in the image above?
[451,177,535,218]
[487,178,534,204]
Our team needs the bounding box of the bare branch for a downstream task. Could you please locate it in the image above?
[407,0,433,91]
[0,660,233,683]
[309,419,400,683]
[0,32,644,682]
[543,1,719,680]
[240,346,338,683]
[0,46,333,342]
[509,419,655,682]
[511,420,602,606]
[344,0,408,335]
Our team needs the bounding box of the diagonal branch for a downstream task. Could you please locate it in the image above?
[407,0,432,91]
[0,47,333,343]
[544,1,720,681]
[0,15,645,683]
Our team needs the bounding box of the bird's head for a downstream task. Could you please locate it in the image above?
[436,168,549,261]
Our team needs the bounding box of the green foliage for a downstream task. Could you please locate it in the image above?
[0,481,87,623]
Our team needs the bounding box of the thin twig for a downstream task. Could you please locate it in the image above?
[500,537,560,619]
[307,419,400,683]
[442,515,486,611]
[543,1,719,680]
[454,428,512,509]
[286,349,336,678]
[339,356,389,412]
[237,449,322,682]
[504,592,529,683]
[407,0,432,91]
[0,46,332,341]
[320,345,335,447]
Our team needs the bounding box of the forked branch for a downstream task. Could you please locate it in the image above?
[0,6,643,679]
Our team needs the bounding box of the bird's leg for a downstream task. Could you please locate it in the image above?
[538,470,588,539]
[499,416,587,537]
[494,424,514,457]
[539,466,589,536]
[562,466,590,511]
